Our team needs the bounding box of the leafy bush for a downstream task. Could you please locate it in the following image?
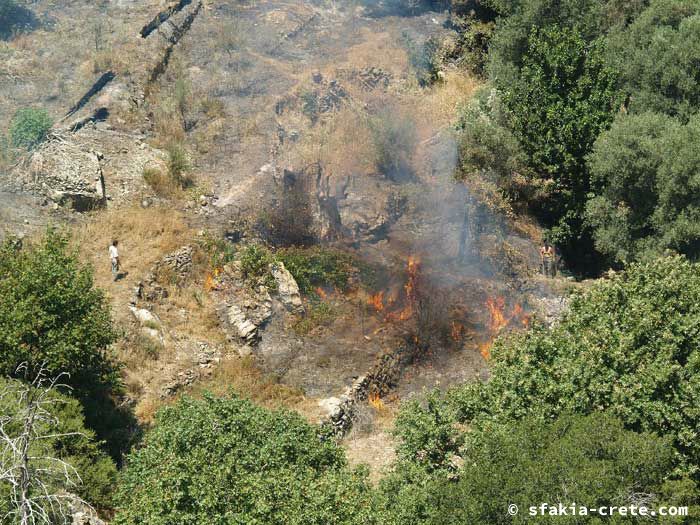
[379,412,695,525]
[498,25,620,268]
[114,393,375,525]
[456,87,532,203]
[165,142,192,188]
[606,0,700,120]
[239,244,276,289]
[277,247,354,294]
[585,112,700,264]
[293,300,336,335]
[0,230,133,459]
[0,377,118,513]
[198,232,236,269]
[9,107,52,150]
[403,256,700,478]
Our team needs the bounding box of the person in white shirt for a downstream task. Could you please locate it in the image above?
[109,240,120,281]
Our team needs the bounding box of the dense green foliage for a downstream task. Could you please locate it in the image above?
[0,231,132,459]
[277,247,354,294]
[0,231,119,398]
[0,377,117,514]
[239,243,277,288]
[9,107,52,150]
[389,257,700,480]
[114,394,375,525]
[606,0,700,120]
[457,0,700,272]
[586,113,700,262]
[239,244,354,294]
[379,413,695,524]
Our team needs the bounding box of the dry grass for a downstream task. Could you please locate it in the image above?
[73,205,192,317]
[415,70,481,129]
[179,356,323,421]
[340,27,409,79]
[296,105,375,176]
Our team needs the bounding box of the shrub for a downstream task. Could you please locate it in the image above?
[113,394,375,525]
[0,377,118,514]
[293,300,336,335]
[165,142,192,188]
[300,90,320,123]
[586,112,700,264]
[400,256,700,478]
[9,107,52,150]
[198,232,236,269]
[239,244,276,289]
[277,247,354,294]
[379,413,694,525]
[606,0,700,120]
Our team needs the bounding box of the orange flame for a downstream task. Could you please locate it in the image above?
[451,321,464,342]
[478,341,491,360]
[316,287,328,300]
[404,256,420,304]
[368,391,384,409]
[480,296,530,360]
[486,296,508,332]
[367,291,385,312]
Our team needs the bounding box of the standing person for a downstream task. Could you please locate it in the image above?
[540,240,555,278]
[109,240,120,281]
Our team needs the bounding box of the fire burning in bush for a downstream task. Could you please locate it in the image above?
[479,296,530,359]
[366,257,421,322]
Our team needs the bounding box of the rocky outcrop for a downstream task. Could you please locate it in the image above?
[158,245,194,279]
[28,141,106,211]
[270,261,304,314]
[224,287,272,343]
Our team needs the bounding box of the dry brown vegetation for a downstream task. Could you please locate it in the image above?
[74,205,192,317]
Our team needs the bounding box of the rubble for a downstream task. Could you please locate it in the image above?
[160,369,198,398]
[339,66,392,91]
[133,246,194,304]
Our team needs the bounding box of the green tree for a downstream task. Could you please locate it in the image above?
[0,376,117,520]
[9,108,52,150]
[606,0,700,120]
[379,413,695,525]
[0,230,132,459]
[114,393,375,525]
[498,25,621,267]
[586,113,700,263]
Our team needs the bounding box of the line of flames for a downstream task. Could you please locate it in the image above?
[479,296,529,359]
